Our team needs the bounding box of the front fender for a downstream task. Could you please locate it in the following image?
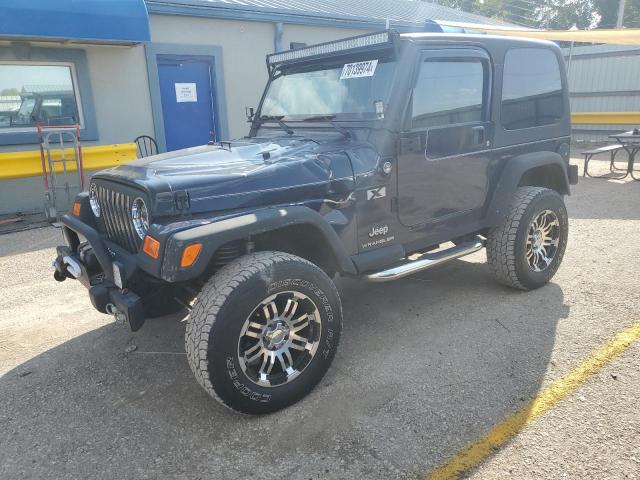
[160,205,357,282]
[485,152,571,227]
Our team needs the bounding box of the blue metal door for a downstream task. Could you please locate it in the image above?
[158,56,217,151]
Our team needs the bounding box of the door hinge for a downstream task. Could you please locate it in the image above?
[174,190,190,211]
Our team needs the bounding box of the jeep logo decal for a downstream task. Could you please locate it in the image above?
[368,225,389,238]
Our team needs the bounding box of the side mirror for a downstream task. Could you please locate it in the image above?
[246,107,255,122]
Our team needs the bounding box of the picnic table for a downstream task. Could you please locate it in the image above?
[608,129,640,180]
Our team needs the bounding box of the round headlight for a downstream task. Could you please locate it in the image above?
[131,197,149,239]
[89,183,101,217]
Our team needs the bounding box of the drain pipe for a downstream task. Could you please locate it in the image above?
[274,22,284,52]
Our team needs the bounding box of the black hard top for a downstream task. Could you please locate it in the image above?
[399,32,561,53]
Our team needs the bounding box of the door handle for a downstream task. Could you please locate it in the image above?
[471,126,485,145]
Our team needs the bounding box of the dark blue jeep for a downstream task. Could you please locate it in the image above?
[53,31,578,414]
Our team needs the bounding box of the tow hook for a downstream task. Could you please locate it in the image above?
[106,303,127,325]
[53,255,83,282]
[53,268,66,282]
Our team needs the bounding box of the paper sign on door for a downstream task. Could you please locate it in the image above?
[175,83,198,102]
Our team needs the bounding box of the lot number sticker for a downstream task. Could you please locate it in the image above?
[340,60,378,79]
[175,83,198,103]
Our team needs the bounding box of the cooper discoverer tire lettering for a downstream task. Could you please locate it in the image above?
[185,251,342,414]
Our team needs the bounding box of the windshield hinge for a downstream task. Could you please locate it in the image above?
[390,197,398,213]
[174,191,190,211]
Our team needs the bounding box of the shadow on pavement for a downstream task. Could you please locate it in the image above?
[0,258,568,479]
[0,225,61,258]
[568,160,640,221]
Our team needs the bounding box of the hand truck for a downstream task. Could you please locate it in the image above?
[36,122,85,222]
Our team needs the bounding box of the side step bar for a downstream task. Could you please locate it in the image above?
[366,236,486,282]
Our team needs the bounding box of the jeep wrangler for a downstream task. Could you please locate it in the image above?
[53,30,578,414]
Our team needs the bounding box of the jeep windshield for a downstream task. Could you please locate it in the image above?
[259,57,396,121]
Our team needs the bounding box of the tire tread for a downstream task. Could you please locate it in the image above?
[185,251,337,412]
[486,186,551,290]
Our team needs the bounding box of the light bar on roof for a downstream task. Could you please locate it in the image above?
[268,31,391,65]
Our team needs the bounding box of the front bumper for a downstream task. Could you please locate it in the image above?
[58,213,143,285]
[53,214,146,331]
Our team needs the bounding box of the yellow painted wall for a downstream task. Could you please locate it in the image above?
[0,143,137,180]
[571,112,640,125]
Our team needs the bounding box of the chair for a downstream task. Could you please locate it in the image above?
[134,135,158,158]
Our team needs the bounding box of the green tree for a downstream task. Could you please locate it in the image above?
[0,88,20,96]
[618,0,640,27]
[594,0,620,27]
[427,0,640,28]
[536,0,599,29]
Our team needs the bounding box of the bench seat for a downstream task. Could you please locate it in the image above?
[581,144,627,178]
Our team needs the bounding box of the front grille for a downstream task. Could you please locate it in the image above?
[96,185,141,253]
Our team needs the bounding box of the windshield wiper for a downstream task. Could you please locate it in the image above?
[259,115,294,135]
[301,115,350,139]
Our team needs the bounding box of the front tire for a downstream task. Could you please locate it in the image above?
[185,252,342,414]
[486,186,568,290]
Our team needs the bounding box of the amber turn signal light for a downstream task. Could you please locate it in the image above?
[72,202,81,216]
[180,243,202,268]
[142,235,160,259]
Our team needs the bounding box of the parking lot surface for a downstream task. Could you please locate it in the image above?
[1,158,639,479]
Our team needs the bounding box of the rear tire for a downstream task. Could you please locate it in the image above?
[185,251,342,414]
[486,186,568,290]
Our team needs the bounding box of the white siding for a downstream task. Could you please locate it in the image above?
[566,46,640,143]
[84,43,155,145]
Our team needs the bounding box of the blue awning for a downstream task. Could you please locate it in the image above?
[0,0,150,44]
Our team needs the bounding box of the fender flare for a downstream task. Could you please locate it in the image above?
[161,205,357,282]
[485,151,571,227]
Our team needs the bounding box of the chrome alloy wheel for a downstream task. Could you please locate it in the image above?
[237,291,321,387]
[526,209,560,272]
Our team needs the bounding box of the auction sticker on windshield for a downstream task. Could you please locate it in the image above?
[340,60,378,79]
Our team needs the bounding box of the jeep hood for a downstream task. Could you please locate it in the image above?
[93,137,355,215]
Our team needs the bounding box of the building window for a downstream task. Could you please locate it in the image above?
[0,62,82,131]
[412,59,485,129]
[501,48,563,130]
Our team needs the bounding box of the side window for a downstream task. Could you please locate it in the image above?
[501,48,563,130]
[412,59,485,129]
